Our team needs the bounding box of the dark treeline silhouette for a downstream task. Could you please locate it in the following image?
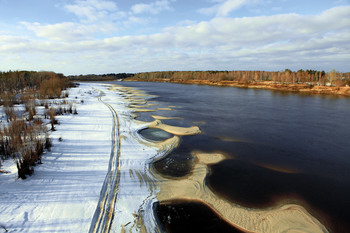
[0,70,71,101]
[131,69,350,87]
[1,71,68,92]
[68,73,134,81]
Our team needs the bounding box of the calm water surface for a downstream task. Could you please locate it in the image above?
[113,81,350,232]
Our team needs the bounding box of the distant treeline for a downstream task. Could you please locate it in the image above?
[0,71,71,101]
[68,73,134,81]
[130,70,350,87]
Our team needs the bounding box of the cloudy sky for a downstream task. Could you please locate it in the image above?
[0,0,349,75]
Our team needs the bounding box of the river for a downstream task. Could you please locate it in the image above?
[111,81,350,233]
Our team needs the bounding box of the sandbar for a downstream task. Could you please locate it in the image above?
[154,152,328,233]
[151,115,183,120]
[148,120,201,136]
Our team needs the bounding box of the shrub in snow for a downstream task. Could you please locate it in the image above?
[0,118,47,178]
[46,108,57,131]
[45,136,52,152]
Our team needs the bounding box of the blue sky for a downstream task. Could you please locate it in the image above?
[0,0,349,75]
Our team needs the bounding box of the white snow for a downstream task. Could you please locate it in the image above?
[0,83,166,232]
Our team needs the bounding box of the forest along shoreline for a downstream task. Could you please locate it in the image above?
[126,79,350,96]
[118,70,350,97]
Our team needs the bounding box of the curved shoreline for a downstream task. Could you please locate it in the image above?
[124,79,350,97]
[115,82,331,233]
[106,83,333,232]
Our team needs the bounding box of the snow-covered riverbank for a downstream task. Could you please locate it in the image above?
[1,82,330,233]
[0,83,169,232]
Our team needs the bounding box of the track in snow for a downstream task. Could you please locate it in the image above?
[89,96,122,233]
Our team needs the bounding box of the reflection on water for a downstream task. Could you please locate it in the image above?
[156,201,244,233]
[113,81,350,232]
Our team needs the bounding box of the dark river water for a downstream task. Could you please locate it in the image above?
[112,81,350,233]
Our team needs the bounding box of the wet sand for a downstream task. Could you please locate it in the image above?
[154,152,329,233]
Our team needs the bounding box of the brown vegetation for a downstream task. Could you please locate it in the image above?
[0,71,69,96]
[126,70,350,96]
[40,76,68,99]
[25,99,36,121]
[0,118,48,179]
[0,99,79,178]
[0,70,74,178]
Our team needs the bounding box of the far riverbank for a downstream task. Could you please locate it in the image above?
[124,78,350,96]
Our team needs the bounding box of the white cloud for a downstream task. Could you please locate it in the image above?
[131,0,174,15]
[1,6,349,73]
[21,22,115,41]
[64,0,118,22]
[217,0,252,16]
[198,0,260,16]
[0,35,29,44]
[61,0,171,34]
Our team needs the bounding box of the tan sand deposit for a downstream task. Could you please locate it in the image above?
[153,136,181,153]
[151,115,183,120]
[156,107,173,111]
[155,152,328,233]
[129,104,149,108]
[133,109,156,113]
[148,120,201,136]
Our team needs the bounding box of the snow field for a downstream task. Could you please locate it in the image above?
[0,82,174,232]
